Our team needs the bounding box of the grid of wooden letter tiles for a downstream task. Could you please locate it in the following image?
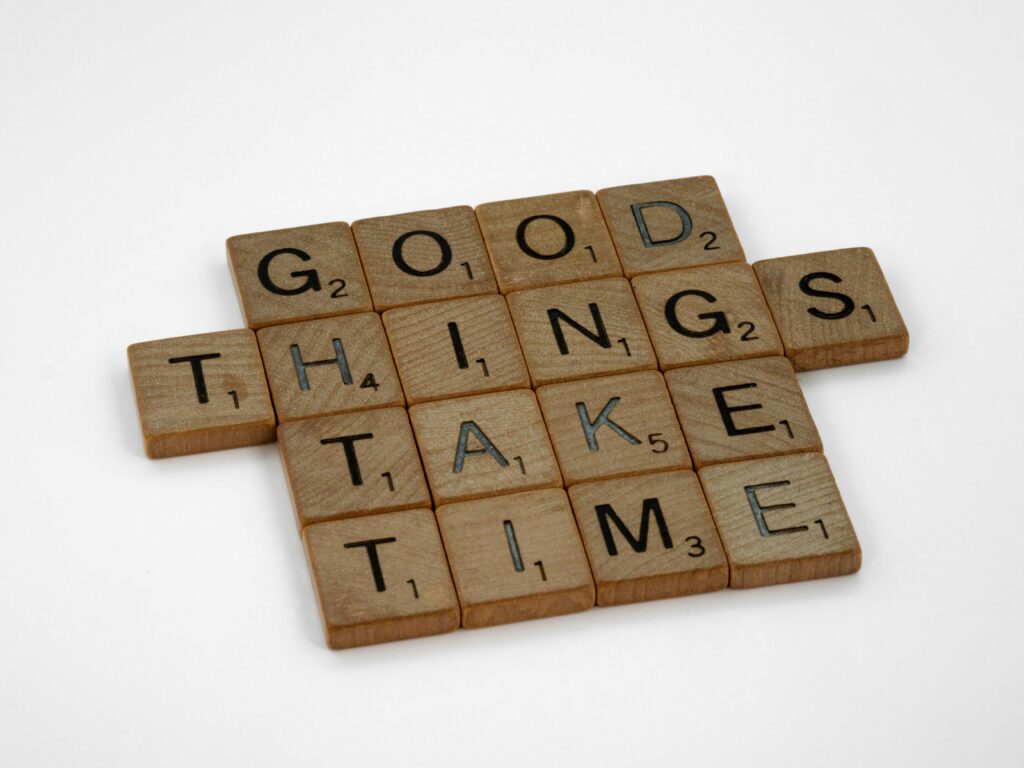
[128,176,910,649]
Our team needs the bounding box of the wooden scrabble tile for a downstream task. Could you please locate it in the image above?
[596,176,745,277]
[278,407,431,527]
[698,453,861,588]
[436,489,595,628]
[753,247,910,371]
[408,390,562,506]
[351,206,498,311]
[632,263,784,369]
[303,508,460,649]
[475,190,622,292]
[226,222,372,329]
[257,313,403,422]
[382,295,530,405]
[536,371,690,485]
[568,471,728,606]
[128,330,276,458]
[505,277,657,386]
[664,356,821,468]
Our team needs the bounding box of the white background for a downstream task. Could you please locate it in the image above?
[2,1,1022,765]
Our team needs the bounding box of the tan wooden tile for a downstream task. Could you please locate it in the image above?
[632,263,784,369]
[128,330,276,458]
[475,190,622,292]
[536,371,690,485]
[382,295,529,405]
[226,222,372,329]
[665,356,821,468]
[506,277,657,386]
[596,176,745,277]
[303,509,460,649]
[257,313,404,422]
[278,407,431,527]
[351,206,498,311]
[753,247,910,371]
[568,470,728,606]
[409,390,561,506]
[436,489,595,628]
[698,453,861,588]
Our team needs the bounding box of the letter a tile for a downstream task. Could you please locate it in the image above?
[303,509,460,648]
[128,329,276,458]
[665,356,821,467]
[409,390,561,506]
[698,453,861,588]
[278,407,431,527]
[436,489,595,628]
[568,471,728,605]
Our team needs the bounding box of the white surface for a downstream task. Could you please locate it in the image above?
[1,1,1022,765]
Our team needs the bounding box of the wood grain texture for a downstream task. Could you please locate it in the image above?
[505,277,657,386]
[436,488,595,628]
[382,295,530,404]
[128,329,276,459]
[664,356,821,467]
[698,453,861,588]
[632,263,784,369]
[303,509,460,649]
[536,370,691,485]
[226,222,372,329]
[278,407,431,527]
[475,190,622,293]
[257,313,404,422]
[596,176,745,277]
[753,247,910,371]
[351,206,497,311]
[567,470,728,606]
[408,390,561,506]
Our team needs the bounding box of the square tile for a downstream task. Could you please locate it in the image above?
[506,277,657,386]
[596,176,745,277]
[436,489,595,628]
[536,371,690,485]
[226,222,372,329]
[303,509,460,649]
[753,247,910,371]
[475,190,622,292]
[278,407,431,527]
[128,329,276,458]
[568,471,728,606]
[257,313,404,422]
[409,390,561,506]
[382,295,530,404]
[632,263,784,369]
[351,206,498,310]
[665,356,821,467]
[698,453,861,588]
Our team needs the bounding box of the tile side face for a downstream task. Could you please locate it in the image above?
[128,329,276,458]
[303,509,460,648]
[568,471,728,605]
[436,489,595,628]
[227,222,372,328]
[596,176,745,277]
[753,247,909,371]
[698,453,861,588]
